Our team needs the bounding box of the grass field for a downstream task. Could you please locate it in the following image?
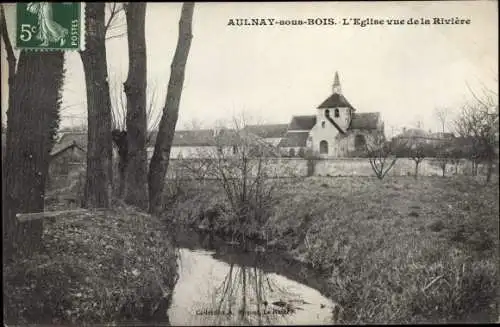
[165,176,499,324]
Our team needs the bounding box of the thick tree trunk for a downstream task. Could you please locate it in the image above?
[148,3,194,214]
[123,3,148,210]
[80,3,113,209]
[2,51,64,257]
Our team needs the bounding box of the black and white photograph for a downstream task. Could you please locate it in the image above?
[1,1,498,325]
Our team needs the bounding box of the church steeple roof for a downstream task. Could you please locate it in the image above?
[317,72,355,110]
[333,71,341,94]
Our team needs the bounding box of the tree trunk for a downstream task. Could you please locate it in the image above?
[123,3,148,210]
[111,130,128,198]
[2,51,64,257]
[414,161,420,179]
[148,2,194,214]
[80,3,113,209]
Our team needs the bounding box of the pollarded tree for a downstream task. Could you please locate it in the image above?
[110,75,162,199]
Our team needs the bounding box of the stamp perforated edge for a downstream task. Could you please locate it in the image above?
[79,2,85,51]
[13,2,86,52]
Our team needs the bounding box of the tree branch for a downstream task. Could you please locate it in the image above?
[0,4,17,81]
[104,3,125,40]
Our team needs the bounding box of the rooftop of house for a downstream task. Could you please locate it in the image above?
[51,141,86,158]
[51,132,87,154]
[243,124,289,139]
[147,128,273,148]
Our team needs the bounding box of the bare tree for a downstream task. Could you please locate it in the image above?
[80,3,114,208]
[408,142,433,179]
[120,3,149,209]
[104,3,126,40]
[178,115,285,244]
[434,107,452,133]
[1,5,65,256]
[148,2,195,214]
[365,133,397,180]
[182,118,205,130]
[434,139,462,177]
[454,86,499,182]
[110,76,162,198]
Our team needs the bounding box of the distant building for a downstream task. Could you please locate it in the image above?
[278,72,384,158]
[392,128,455,147]
[48,138,86,190]
[146,128,280,159]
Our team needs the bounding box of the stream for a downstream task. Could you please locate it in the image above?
[167,227,336,326]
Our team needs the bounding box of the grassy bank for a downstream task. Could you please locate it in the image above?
[164,176,499,324]
[3,204,179,325]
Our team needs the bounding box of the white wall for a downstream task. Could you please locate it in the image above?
[310,109,340,157]
[146,146,235,159]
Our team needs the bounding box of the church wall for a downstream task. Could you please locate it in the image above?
[328,106,351,132]
[310,111,340,158]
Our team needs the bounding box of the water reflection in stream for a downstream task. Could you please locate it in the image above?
[168,229,335,326]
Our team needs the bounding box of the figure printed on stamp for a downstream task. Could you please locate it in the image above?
[26,2,68,46]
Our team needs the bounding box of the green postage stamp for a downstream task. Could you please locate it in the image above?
[16,2,85,51]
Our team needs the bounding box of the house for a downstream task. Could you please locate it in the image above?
[146,128,280,159]
[48,138,86,190]
[392,128,455,148]
[278,72,384,158]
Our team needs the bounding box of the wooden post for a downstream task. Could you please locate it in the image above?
[16,208,107,223]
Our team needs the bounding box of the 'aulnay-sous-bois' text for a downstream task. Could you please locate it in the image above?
[227,17,471,27]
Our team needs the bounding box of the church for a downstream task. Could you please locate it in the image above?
[144,71,385,159]
[275,72,384,158]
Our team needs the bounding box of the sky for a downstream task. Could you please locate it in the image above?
[1,1,498,137]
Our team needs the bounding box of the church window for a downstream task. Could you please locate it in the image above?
[320,140,328,154]
[325,109,330,117]
[321,121,325,128]
[334,108,340,118]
